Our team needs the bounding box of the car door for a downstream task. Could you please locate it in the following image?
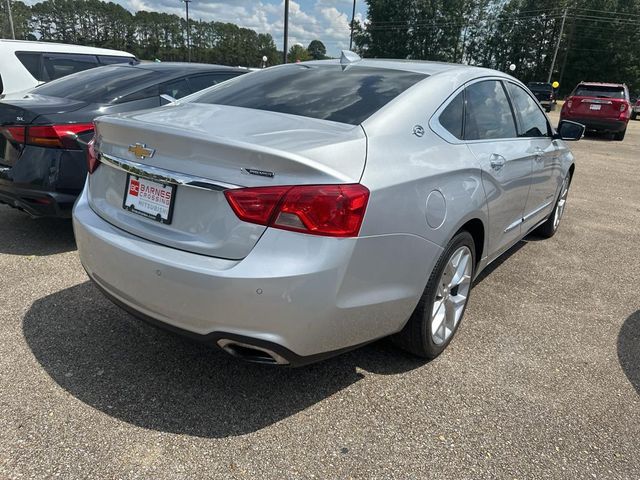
[505,81,560,229]
[463,79,533,260]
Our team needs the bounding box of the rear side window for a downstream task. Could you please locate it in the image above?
[42,53,99,81]
[187,73,239,93]
[98,55,134,65]
[15,52,42,80]
[574,85,625,99]
[439,92,464,139]
[505,83,549,138]
[464,80,517,140]
[34,65,156,103]
[160,78,191,99]
[190,64,427,125]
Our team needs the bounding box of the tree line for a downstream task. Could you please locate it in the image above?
[355,0,640,95]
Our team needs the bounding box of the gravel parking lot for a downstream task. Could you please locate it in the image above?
[1,110,639,479]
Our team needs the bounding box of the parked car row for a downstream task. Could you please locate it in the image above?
[1,44,584,366]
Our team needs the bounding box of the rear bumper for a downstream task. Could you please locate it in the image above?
[0,180,77,217]
[0,146,86,217]
[73,186,442,363]
[560,116,627,132]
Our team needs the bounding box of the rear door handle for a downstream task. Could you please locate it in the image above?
[489,154,506,171]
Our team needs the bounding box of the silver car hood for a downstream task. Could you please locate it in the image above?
[95,103,367,186]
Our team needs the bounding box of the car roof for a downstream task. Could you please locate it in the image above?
[0,39,133,57]
[304,57,481,76]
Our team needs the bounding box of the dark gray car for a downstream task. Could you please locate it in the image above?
[0,62,245,217]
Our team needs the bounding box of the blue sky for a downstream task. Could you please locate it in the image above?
[113,0,369,55]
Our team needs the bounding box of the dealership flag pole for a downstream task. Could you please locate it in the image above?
[547,8,567,83]
[6,0,15,40]
[183,0,191,62]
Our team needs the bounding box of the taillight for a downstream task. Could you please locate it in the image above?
[0,126,26,144]
[26,123,94,149]
[86,136,100,174]
[225,184,370,237]
[619,103,627,112]
[566,99,573,109]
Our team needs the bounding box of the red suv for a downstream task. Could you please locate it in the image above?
[560,82,631,140]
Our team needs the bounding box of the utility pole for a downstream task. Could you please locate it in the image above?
[547,8,567,83]
[283,0,289,63]
[349,0,356,51]
[183,0,191,62]
[6,0,16,40]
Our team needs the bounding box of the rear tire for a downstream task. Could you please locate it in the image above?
[614,129,626,141]
[535,172,571,238]
[631,111,637,120]
[392,231,475,359]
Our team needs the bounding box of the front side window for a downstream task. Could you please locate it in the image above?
[506,83,549,138]
[189,64,427,125]
[464,80,517,140]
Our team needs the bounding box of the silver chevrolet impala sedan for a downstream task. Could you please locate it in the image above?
[73,53,584,366]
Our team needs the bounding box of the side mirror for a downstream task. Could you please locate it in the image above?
[554,120,585,141]
[159,94,177,106]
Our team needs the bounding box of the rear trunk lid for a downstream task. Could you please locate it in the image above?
[0,95,88,166]
[89,103,368,259]
[568,96,627,119]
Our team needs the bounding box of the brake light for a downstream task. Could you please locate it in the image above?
[619,103,627,112]
[26,123,94,149]
[225,184,370,237]
[0,126,26,144]
[566,99,573,109]
[86,136,100,174]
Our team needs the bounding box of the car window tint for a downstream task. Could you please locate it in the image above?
[506,83,549,138]
[189,64,427,125]
[15,52,42,80]
[35,65,156,103]
[464,80,517,140]
[188,73,237,93]
[574,85,625,99]
[42,53,99,81]
[98,55,134,65]
[160,78,191,99]
[439,91,464,139]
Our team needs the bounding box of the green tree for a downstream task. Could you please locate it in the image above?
[307,39,327,60]
[288,44,311,62]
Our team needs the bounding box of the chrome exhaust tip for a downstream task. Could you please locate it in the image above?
[217,339,290,365]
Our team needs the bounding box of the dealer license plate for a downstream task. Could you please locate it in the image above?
[123,174,176,224]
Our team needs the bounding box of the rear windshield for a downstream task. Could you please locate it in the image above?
[574,85,625,99]
[189,64,427,125]
[34,65,156,103]
[528,83,552,92]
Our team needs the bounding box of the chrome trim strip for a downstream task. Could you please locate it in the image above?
[99,153,240,191]
[504,217,522,233]
[523,199,553,222]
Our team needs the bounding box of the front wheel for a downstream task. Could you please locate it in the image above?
[392,231,475,359]
[535,172,571,238]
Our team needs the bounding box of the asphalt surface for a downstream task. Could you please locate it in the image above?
[1,111,639,479]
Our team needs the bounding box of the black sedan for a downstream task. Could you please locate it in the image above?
[0,62,246,217]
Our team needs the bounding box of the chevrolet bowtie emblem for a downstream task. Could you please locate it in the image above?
[128,143,155,159]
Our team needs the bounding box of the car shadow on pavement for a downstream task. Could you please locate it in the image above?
[0,206,76,256]
[617,310,640,396]
[23,281,425,438]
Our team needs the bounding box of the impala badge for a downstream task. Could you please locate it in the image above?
[128,143,155,160]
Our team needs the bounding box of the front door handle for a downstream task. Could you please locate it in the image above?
[489,153,506,171]
[534,147,545,162]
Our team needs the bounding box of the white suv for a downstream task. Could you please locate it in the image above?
[0,40,135,96]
